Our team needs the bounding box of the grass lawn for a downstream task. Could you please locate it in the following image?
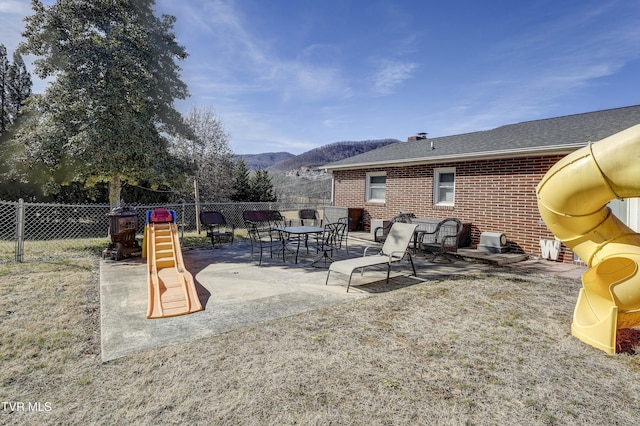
[2,241,640,425]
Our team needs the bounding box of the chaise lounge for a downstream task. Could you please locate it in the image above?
[325,222,418,292]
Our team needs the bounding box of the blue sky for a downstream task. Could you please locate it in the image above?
[1,0,639,154]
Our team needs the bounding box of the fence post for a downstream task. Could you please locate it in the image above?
[15,198,25,262]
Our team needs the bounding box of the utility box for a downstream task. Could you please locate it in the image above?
[477,232,508,254]
[370,219,389,235]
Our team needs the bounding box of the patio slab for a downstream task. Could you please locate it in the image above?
[100,243,367,361]
[99,237,584,362]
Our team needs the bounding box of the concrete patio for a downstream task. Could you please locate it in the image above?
[100,235,585,362]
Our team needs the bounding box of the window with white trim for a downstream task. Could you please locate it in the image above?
[366,172,386,203]
[434,168,455,206]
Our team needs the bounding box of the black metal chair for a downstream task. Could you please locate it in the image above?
[374,212,415,243]
[417,218,463,262]
[242,210,286,230]
[312,221,347,266]
[336,217,350,254]
[199,211,235,248]
[298,208,321,226]
[242,210,286,265]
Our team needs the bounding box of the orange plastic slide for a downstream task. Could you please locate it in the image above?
[536,124,640,354]
[143,220,202,319]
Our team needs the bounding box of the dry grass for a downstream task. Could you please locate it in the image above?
[2,245,640,425]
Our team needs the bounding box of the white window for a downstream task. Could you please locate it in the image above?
[366,172,386,202]
[434,168,455,206]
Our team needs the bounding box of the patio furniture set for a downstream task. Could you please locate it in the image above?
[199,209,466,292]
[237,209,347,266]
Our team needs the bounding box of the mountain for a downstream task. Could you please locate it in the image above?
[269,139,401,172]
[236,152,295,170]
[268,139,402,204]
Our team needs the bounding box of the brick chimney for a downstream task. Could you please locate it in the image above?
[407,132,427,142]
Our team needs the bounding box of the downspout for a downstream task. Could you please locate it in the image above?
[330,171,335,206]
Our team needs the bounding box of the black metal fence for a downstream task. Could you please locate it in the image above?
[0,199,328,263]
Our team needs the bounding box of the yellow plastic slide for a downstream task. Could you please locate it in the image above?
[143,221,203,319]
[536,124,640,354]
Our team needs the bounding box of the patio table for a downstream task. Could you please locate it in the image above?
[275,226,324,264]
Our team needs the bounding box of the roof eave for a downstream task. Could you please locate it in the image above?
[322,144,585,171]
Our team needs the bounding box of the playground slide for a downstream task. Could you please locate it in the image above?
[536,124,640,353]
[144,213,202,319]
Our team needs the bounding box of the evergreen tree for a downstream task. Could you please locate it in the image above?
[231,158,252,202]
[250,169,277,202]
[0,44,9,133]
[18,0,190,206]
[7,51,32,119]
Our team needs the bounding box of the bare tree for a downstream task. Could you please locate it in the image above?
[171,106,234,203]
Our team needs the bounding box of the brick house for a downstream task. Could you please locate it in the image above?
[323,105,640,263]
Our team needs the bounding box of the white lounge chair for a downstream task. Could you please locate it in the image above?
[326,222,418,292]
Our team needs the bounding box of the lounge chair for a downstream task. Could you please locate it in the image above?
[326,222,418,292]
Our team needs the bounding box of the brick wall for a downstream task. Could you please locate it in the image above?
[332,155,576,262]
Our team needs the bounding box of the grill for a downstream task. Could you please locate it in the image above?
[103,206,142,260]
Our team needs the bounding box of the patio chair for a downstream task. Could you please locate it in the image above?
[199,211,235,248]
[298,208,322,226]
[242,210,286,229]
[243,210,286,265]
[374,212,416,243]
[312,221,347,266]
[417,217,463,262]
[244,220,285,265]
[326,222,418,292]
[336,217,350,254]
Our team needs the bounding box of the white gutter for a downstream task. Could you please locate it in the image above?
[322,143,587,171]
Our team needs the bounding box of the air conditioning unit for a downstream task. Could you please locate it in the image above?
[477,232,508,254]
[370,219,386,235]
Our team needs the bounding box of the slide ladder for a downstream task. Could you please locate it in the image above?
[145,210,202,319]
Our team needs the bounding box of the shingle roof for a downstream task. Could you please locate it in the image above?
[323,105,640,170]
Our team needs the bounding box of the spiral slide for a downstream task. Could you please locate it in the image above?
[143,209,203,319]
[537,124,640,354]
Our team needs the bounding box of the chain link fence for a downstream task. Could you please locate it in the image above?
[0,199,330,263]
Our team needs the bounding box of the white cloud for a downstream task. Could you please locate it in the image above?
[214,109,316,154]
[280,63,352,102]
[166,1,355,105]
[370,60,418,96]
[322,118,351,129]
